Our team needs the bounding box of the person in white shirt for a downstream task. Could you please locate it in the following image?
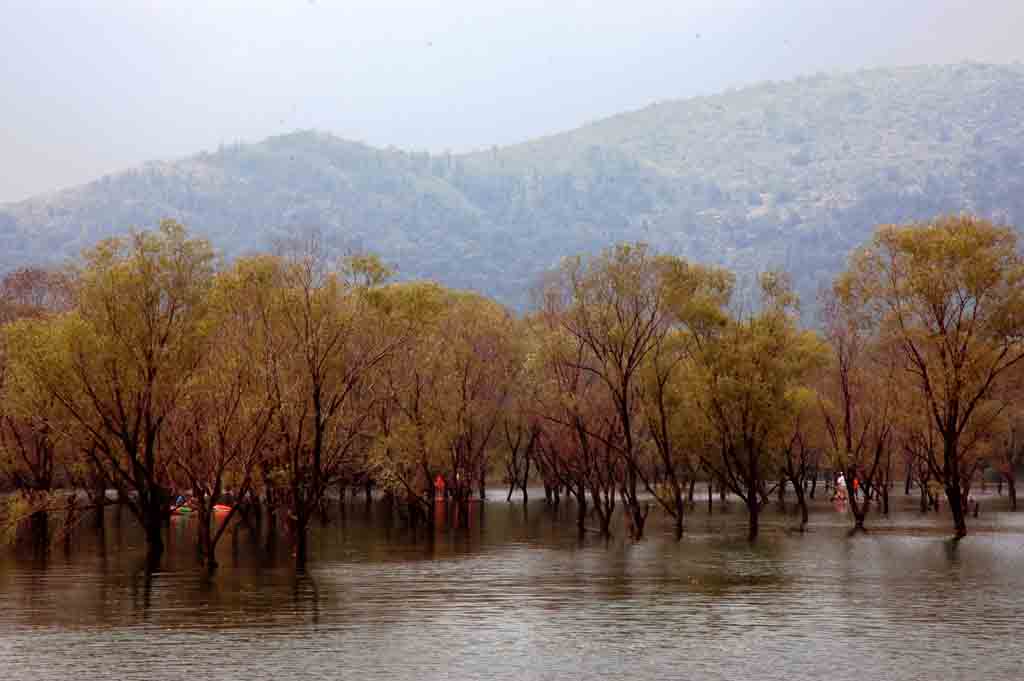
[835,473,847,502]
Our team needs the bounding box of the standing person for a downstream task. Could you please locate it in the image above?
[835,473,847,503]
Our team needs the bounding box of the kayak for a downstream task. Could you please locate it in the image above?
[172,504,231,515]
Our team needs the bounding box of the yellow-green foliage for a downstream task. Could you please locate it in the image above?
[368,288,519,500]
[692,273,828,477]
[842,215,1024,445]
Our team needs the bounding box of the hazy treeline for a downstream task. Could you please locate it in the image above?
[2,215,1023,571]
[5,65,1024,313]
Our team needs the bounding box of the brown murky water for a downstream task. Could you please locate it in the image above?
[1,489,1022,680]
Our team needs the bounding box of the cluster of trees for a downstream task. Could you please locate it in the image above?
[1,215,1023,572]
[0,221,521,571]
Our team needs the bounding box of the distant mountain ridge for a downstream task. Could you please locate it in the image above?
[4,62,1024,309]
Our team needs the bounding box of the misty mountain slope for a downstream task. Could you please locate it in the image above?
[3,63,1024,309]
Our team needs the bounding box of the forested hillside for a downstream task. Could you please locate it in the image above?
[3,63,1024,309]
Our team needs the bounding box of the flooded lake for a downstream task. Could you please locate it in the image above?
[1,489,1022,680]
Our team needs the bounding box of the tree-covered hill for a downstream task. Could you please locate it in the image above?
[3,62,1024,309]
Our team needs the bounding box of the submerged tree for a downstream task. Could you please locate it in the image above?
[778,397,822,531]
[547,243,683,539]
[530,295,621,537]
[434,293,519,523]
[254,242,408,570]
[994,417,1024,511]
[370,286,518,528]
[818,284,899,531]
[0,267,75,546]
[3,221,216,565]
[636,259,733,538]
[840,215,1024,538]
[694,272,827,540]
[163,259,278,571]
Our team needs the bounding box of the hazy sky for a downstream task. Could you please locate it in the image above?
[2,0,1023,202]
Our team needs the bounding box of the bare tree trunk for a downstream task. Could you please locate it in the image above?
[521,456,530,505]
[198,508,217,570]
[91,473,107,530]
[947,483,968,539]
[881,452,892,515]
[623,497,649,541]
[30,509,49,548]
[746,496,760,541]
[673,488,685,540]
[575,485,587,538]
[591,483,614,537]
[846,477,867,532]
[144,506,164,570]
[295,521,308,571]
[792,478,809,531]
[620,464,648,540]
[293,502,311,571]
[942,435,968,539]
[318,497,330,524]
[598,505,612,537]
